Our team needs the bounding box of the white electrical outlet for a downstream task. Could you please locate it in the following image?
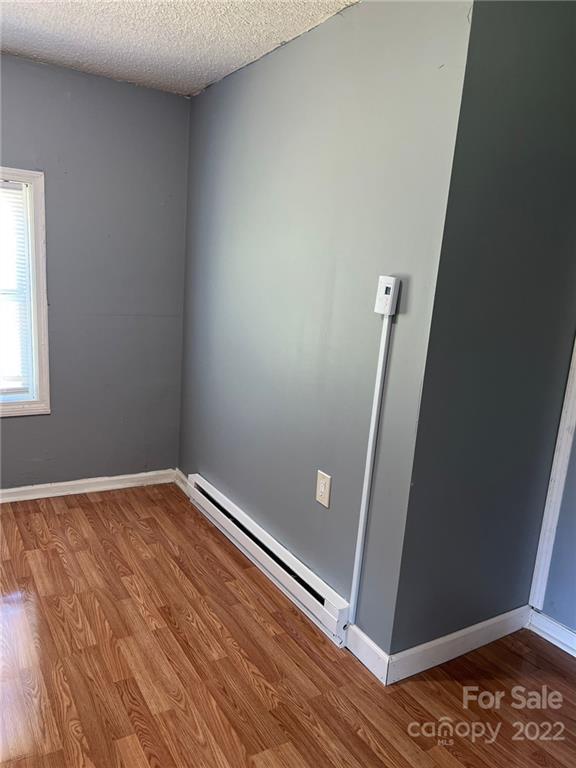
[316,470,331,508]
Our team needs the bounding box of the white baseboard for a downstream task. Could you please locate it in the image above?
[345,624,390,683]
[386,605,531,684]
[0,468,177,503]
[528,609,576,658]
[173,468,192,496]
[346,605,531,685]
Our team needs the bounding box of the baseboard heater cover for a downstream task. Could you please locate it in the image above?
[187,473,349,645]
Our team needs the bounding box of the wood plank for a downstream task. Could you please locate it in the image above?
[115,734,151,768]
[0,561,39,674]
[207,657,285,756]
[47,658,96,768]
[118,630,186,715]
[1,506,31,577]
[19,666,63,756]
[77,591,130,683]
[41,595,97,657]
[27,550,73,597]
[250,742,311,768]
[61,646,132,768]
[0,670,37,762]
[115,677,178,768]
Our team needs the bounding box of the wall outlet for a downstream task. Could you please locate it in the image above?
[316,470,331,508]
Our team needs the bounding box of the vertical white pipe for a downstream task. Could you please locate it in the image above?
[348,314,394,625]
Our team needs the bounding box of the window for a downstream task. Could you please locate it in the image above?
[0,167,50,417]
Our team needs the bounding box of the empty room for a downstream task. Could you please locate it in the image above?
[0,1,575,766]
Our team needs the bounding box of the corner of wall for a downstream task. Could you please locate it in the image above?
[176,97,195,474]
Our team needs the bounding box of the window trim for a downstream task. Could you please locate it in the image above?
[0,167,50,418]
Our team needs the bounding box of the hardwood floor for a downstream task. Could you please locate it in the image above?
[1,483,575,767]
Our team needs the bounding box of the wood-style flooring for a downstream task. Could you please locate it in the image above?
[1,483,575,767]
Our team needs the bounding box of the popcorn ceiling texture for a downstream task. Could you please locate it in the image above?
[0,0,355,95]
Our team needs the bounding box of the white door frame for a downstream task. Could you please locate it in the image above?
[530,334,576,609]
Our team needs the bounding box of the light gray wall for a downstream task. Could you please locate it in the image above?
[390,1,576,653]
[179,0,470,640]
[544,438,576,631]
[0,54,189,487]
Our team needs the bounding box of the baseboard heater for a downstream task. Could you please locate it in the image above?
[187,473,349,645]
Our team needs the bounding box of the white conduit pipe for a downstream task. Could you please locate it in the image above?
[348,277,399,626]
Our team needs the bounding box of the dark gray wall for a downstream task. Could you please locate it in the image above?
[180,0,470,629]
[391,1,576,653]
[0,55,189,487]
[544,439,576,631]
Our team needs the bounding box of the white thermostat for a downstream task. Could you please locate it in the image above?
[374,275,399,317]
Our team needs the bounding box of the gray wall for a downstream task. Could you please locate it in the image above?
[391,1,576,653]
[0,55,189,487]
[179,0,470,632]
[544,439,576,631]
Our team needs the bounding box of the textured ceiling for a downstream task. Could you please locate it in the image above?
[0,0,355,95]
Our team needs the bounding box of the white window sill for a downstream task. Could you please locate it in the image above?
[0,400,51,417]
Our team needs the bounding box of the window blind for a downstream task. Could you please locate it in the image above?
[0,180,36,402]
